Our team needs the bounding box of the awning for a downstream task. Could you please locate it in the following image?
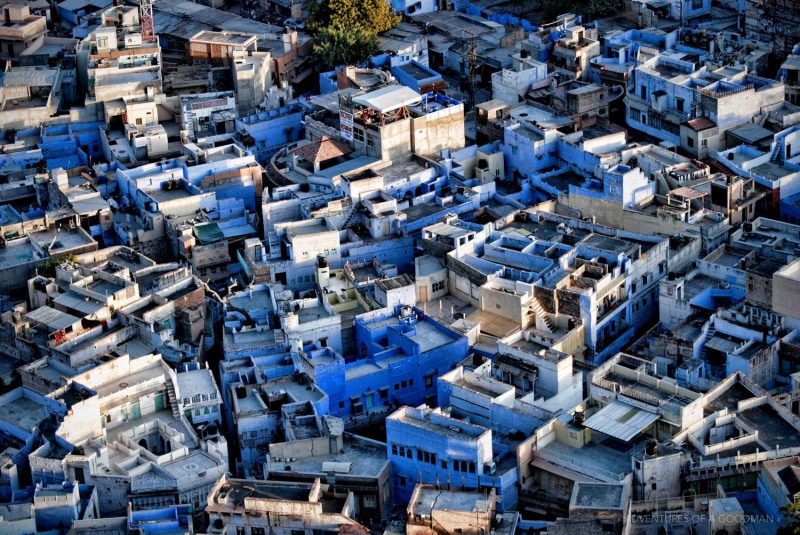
[352,85,422,113]
[194,222,224,245]
[583,400,659,442]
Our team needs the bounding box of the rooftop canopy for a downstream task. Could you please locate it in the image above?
[352,85,422,114]
[582,400,659,442]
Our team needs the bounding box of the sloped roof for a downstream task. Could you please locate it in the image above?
[292,136,353,164]
[583,400,659,442]
[684,117,716,131]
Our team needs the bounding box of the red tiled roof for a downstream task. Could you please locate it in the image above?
[292,136,353,164]
[684,117,716,131]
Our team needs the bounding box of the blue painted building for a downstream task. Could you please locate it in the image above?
[386,404,519,510]
[117,149,262,214]
[57,0,112,26]
[295,305,469,420]
[236,104,305,165]
[128,504,193,534]
[391,61,443,94]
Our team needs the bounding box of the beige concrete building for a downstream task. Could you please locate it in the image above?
[773,260,800,327]
[205,476,369,535]
[76,5,162,105]
[0,4,46,61]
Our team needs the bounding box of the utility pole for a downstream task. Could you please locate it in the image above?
[460,29,478,110]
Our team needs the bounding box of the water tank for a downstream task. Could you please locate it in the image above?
[572,409,584,425]
[235,386,247,399]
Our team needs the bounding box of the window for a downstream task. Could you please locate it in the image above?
[441,460,447,469]
[363,494,377,508]
[432,280,445,293]
[392,444,398,455]
[401,380,407,388]
[394,384,399,391]
[417,449,423,461]
[339,401,345,409]
[702,139,708,148]
[354,128,365,143]
[468,462,475,473]
[399,446,405,457]
[135,118,143,125]
[409,379,414,387]
[675,97,685,112]
[687,137,695,148]
[425,374,433,387]
[399,476,407,486]
[379,387,388,400]
[406,449,412,459]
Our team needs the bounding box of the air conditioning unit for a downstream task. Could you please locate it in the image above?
[484,461,496,475]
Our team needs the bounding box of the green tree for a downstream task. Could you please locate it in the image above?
[313,27,380,69]
[778,500,800,535]
[307,0,400,35]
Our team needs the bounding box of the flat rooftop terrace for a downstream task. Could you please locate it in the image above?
[228,288,273,313]
[30,227,95,252]
[0,239,39,269]
[411,487,490,516]
[572,483,625,509]
[270,435,387,477]
[706,381,758,414]
[740,403,800,449]
[537,437,633,481]
[393,411,486,438]
[0,394,49,433]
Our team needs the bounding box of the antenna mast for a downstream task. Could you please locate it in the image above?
[140,0,156,43]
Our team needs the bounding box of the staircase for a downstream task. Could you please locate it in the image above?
[770,141,782,161]
[530,297,557,334]
[274,329,287,347]
[341,202,360,230]
[698,325,716,359]
[164,378,181,418]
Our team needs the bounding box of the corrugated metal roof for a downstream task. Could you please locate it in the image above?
[25,306,80,331]
[582,400,659,442]
[53,291,104,315]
